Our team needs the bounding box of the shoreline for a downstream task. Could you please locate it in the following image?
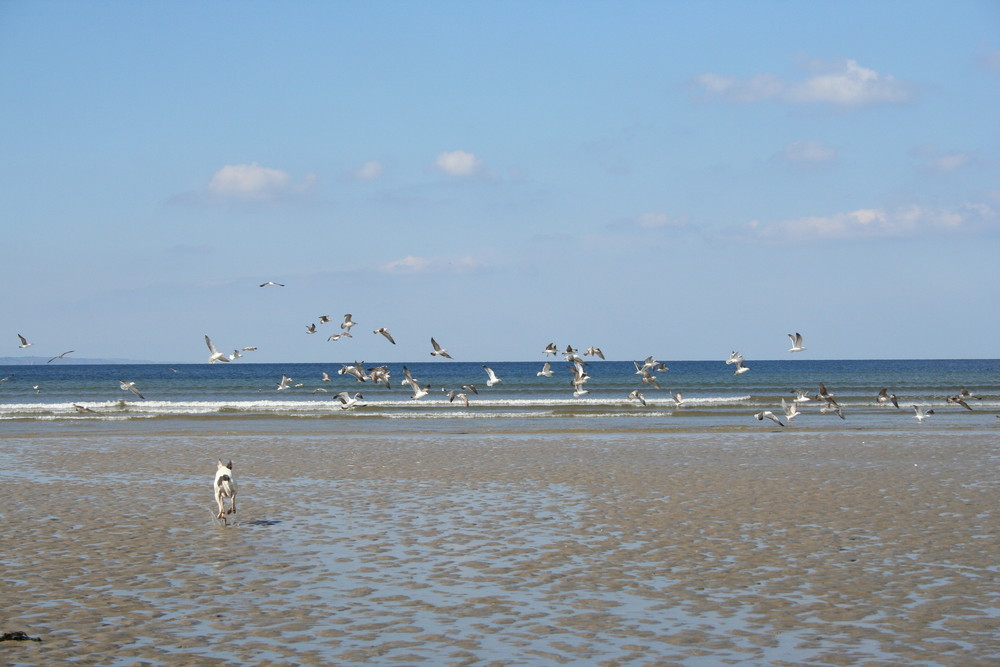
[2,428,998,665]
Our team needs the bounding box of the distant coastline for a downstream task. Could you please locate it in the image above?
[0,357,161,365]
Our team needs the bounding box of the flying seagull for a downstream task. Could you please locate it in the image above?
[537,362,554,377]
[946,394,973,411]
[119,380,145,400]
[912,404,935,422]
[781,398,800,422]
[430,337,453,359]
[205,335,230,363]
[447,390,470,407]
[876,388,900,408]
[628,389,647,406]
[483,365,502,387]
[543,343,558,356]
[17,334,32,349]
[341,314,357,332]
[259,281,285,287]
[373,327,396,344]
[584,346,605,360]
[46,350,74,363]
[334,391,364,410]
[754,410,784,427]
[787,332,806,353]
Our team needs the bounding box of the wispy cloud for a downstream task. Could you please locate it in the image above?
[691,59,915,108]
[378,254,486,274]
[742,204,995,242]
[774,140,838,167]
[434,150,483,176]
[910,145,976,173]
[353,160,386,181]
[979,49,1000,72]
[611,211,690,231]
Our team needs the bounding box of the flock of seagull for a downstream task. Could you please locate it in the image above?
[12,295,993,424]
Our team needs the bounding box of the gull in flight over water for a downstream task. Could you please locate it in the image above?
[946,393,973,411]
[259,281,284,287]
[447,390,470,407]
[373,328,396,344]
[205,335,231,363]
[483,365,502,387]
[584,346,605,360]
[628,389,647,406]
[430,338,453,359]
[791,389,814,403]
[787,333,806,353]
[338,362,367,383]
[276,375,294,390]
[47,350,74,363]
[876,388,900,408]
[754,410,784,427]
[821,402,846,419]
[306,323,317,334]
[318,315,331,324]
[334,392,363,410]
[733,358,750,375]
[543,343,558,356]
[411,384,431,401]
[726,351,743,365]
[781,398,800,422]
[119,380,145,400]
[17,334,32,349]
[912,405,935,422]
[328,332,352,341]
[341,314,357,333]
[537,362,554,377]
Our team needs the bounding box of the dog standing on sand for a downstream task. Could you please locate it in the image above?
[214,460,237,522]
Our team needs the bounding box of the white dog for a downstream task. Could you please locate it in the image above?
[214,460,237,522]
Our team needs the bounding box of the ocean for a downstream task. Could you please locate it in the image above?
[1,358,997,432]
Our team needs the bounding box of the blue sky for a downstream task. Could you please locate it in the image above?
[2,1,998,363]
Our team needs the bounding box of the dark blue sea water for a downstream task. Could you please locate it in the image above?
[1,359,996,431]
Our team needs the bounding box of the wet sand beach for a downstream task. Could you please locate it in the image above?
[2,426,998,665]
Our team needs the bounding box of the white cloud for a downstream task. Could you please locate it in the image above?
[744,204,995,242]
[434,150,482,176]
[204,162,315,202]
[776,140,838,166]
[379,254,486,274]
[354,160,386,180]
[911,145,975,173]
[692,59,915,108]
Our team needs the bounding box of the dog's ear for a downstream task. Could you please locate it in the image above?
[226,460,233,470]
[217,459,224,467]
